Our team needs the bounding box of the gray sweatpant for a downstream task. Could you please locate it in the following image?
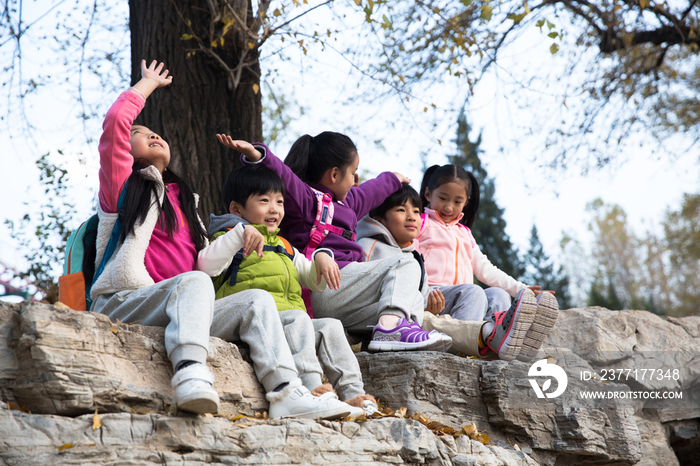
[311,254,425,332]
[279,311,365,401]
[92,271,298,392]
[436,284,511,322]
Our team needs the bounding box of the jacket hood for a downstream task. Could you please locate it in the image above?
[356,215,416,252]
[208,213,248,236]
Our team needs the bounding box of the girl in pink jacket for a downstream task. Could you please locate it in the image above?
[417,164,559,361]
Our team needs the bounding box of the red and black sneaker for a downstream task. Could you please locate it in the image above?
[480,289,537,361]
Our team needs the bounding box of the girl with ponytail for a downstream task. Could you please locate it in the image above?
[417,164,559,362]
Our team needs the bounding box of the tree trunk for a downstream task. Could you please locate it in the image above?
[129,0,262,224]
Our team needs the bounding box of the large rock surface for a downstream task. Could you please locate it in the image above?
[1,301,698,465]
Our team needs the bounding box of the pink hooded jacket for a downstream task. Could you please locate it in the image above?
[416,208,528,297]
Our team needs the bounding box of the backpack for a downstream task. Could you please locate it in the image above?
[58,184,128,311]
[302,188,356,259]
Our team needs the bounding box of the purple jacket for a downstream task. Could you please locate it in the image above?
[242,144,402,268]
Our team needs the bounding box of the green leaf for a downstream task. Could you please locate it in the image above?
[480,5,492,21]
[180,33,194,41]
[548,31,558,39]
[550,43,559,54]
[546,20,555,30]
[461,0,472,5]
[536,19,545,28]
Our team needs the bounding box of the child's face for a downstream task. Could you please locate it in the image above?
[129,125,171,173]
[376,199,421,248]
[229,190,285,233]
[425,181,468,223]
[328,153,360,201]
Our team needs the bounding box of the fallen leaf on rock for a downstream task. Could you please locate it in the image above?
[110,325,119,334]
[396,407,407,418]
[54,301,71,309]
[57,444,74,451]
[428,421,444,430]
[514,444,521,451]
[92,409,101,430]
[229,414,245,421]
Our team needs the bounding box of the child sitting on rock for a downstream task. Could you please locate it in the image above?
[197,164,377,417]
[356,183,555,361]
[92,59,349,419]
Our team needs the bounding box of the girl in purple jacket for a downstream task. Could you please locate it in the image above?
[217,133,451,352]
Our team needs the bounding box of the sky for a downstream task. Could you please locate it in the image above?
[1,1,699,304]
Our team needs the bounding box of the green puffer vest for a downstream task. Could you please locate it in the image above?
[212,225,306,313]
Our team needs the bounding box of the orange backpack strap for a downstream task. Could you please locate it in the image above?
[279,236,295,257]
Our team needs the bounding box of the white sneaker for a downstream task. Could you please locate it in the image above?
[267,380,352,420]
[171,364,220,414]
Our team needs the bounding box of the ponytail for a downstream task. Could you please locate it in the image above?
[462,172,479,229]
[420,164,480,229]
[419,164,441,211]
[285,134,314,182]
[285,131,357,184]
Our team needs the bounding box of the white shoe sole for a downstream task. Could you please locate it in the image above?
[368,334,452,352]
[176,392,220,415]
[517,293,559,362]
[498,291,538,361]
[278,406,351,420]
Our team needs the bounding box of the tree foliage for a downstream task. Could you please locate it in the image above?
[448,112,525,280]
[357,0,700,169]
[568,197,699,315]
[522,225,571,309]
[3,152,77,302]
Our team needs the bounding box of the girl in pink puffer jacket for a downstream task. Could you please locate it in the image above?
[417,164,559,361]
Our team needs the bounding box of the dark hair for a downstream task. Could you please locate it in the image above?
[120,163,208,252]
[419,164,480,229]
[284,132,357,184]
[222,164,285,209]
[369,183,422,220]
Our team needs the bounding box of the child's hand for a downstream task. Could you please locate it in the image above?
[425,289,445,315]
[315,252,340,290]
[528,285,555,296]
[216,134,262,161]
[132,60,172,99]
[242,225,264,258]
[141,60,173,88]
[393,172,411,184]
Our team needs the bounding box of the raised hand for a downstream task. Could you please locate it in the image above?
[132,59,172,99]
[141,60,173,88]
[216,134,262,162]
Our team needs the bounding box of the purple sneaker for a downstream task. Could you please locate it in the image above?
[516,292,559,362]
[480,289,537,361]
[368,318,452,352]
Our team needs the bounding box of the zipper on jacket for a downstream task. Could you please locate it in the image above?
[453,234,459,285]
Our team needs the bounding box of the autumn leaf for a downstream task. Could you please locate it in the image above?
[57,444,74,451]
[550,43,559,54]
[229,414,244,421]
[92,409,101,430]
[252,84,260,94]
[110,325,118,334]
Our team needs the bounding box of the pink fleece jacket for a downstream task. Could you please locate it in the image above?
[98,90,196,282]
[416,208,528,297]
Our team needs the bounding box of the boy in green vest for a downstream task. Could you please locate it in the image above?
[198,164,377,417]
